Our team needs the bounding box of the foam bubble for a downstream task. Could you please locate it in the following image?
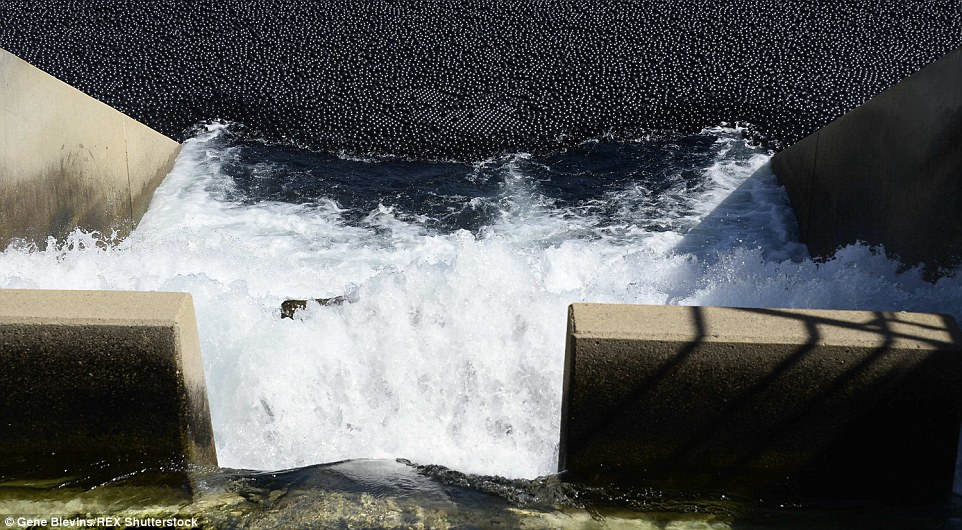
[0,124,958,478]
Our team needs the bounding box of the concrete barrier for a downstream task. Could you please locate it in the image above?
[0,290,216,482]
[771,45,962,275]
[0,48,180,246]
[559,303,962,500]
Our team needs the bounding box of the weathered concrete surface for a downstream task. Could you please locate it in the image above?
[559,303,962,500]
[771,45,962,275]
[0,48,180,246]
[0,290,216,481]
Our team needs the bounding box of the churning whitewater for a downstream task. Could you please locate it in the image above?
[1,124,960,478]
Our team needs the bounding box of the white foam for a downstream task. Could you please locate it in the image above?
[1,124,958,478]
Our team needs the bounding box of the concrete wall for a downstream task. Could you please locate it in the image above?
[771,45,962,275]
[0,48,180,246]
[0,290,216,482]
[559,303,962,500]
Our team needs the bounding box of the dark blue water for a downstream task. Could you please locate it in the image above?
[220,128,720,235]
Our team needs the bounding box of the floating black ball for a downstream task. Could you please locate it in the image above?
[2,0,960,160]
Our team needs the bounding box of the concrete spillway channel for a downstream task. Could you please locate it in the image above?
[2,40,962,528]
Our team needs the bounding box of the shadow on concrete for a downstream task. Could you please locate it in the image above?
[771,45,962,278]
[563,305,962,501]
[561,306,707,470]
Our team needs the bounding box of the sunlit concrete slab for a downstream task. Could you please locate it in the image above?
[0,48,180,246]
[0,290,216,483]
[560,303,962,500]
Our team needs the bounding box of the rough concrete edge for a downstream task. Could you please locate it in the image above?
[0,289,187,323]
[172,294,218,468]
[557,305,578,473]
[567,303,962,349]
[122,115,181,229]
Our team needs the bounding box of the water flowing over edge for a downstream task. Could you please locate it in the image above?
[1,123,960,479]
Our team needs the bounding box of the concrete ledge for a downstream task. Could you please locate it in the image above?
[0,48,180,246]
[559,304,962,500]
[0,290,216,482]
[771,45,962,274]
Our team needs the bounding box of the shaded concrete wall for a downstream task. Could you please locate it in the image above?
[559,303,962,500]
[0,290,216,482]
[771,45,962,274]
[0,48,180,245]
